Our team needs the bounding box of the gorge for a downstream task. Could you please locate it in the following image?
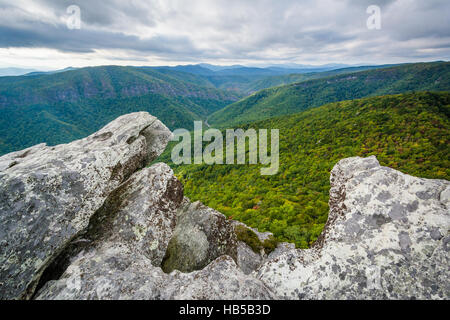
[0,112,448,300]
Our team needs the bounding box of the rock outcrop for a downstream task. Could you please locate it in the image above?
[0,113,448,300]
[256,156,450,299]
[0,112,172,299]
[34,165,273,300]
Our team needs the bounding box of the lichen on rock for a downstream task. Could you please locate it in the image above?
[0,112,171,299]
[256,156,450,300]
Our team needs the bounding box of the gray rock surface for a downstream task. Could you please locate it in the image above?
[231,220,274,274]
[161,201,238,273]
[236,241,263,275]
[160,255,274,299]
[36,252,275,300]
[1,112,449,300]
[34,164,273,300]
[0,112,171,299]
[256,156,450,299]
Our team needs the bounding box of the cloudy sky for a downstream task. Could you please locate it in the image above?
[0,0,449,69]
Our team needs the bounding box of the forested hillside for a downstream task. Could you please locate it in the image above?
[0,66,240,155]
[153,63,398,94]
[158,92,450,248]
[0,63,402,155]
[154,64,304,94]
[208,62,450,127]
[243,64,399,93]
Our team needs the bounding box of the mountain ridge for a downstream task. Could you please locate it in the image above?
[0,65,240,155]
[208,61,450,127]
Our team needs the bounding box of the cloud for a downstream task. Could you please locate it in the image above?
[0,0,449,67]
[0,21,199,55]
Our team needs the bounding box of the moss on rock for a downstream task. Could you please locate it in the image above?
[235,225,278,255]
[262,236,278,255]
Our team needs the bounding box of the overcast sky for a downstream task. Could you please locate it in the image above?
[0,0,449,69]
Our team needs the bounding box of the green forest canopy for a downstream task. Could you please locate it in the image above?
[158,92,450,248]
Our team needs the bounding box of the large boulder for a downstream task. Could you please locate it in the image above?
[161,201,238,273]
[0,112,171,299]
[34,164,273,300]
[256,156,450,299]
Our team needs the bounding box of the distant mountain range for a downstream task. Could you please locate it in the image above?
[150,63,395,94]
[1,62,354,78]
[0,61,448,155]
[0,62,398,93]
[0,67,38,77]
[159,62,356,74]
[0,67,80,77]
[24,67,78,76]
[208,61,450,127]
